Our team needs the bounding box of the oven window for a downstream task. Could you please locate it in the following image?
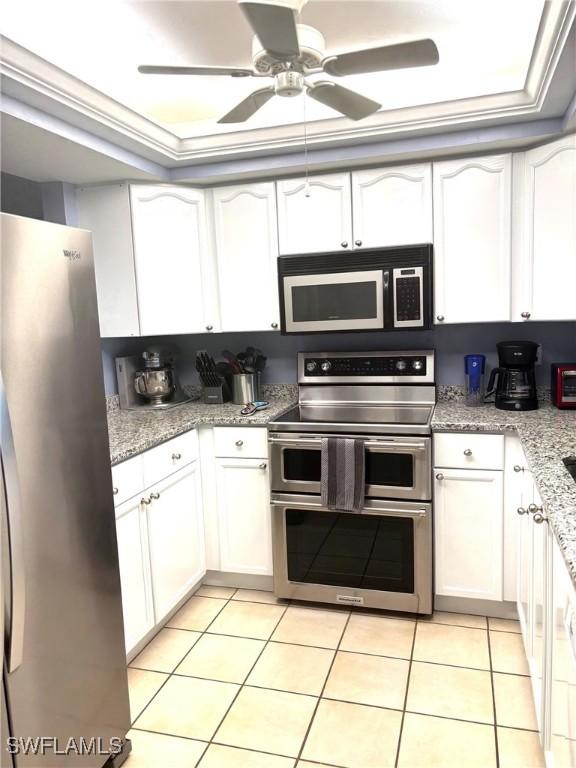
[291,281,377,322]
[285,509,414,593]
[282,448,414,490]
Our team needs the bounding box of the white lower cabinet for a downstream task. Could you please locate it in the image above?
[146,462,206,622]
[115,497,154,652]
[215,457,272,576]
[434,468,503,600]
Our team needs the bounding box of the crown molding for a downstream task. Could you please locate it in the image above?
[0,1,574,165]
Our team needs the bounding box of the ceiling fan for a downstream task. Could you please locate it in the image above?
[138,0,439,124]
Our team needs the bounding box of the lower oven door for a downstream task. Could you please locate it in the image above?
[269,433,431,501]
[271,493,432,614]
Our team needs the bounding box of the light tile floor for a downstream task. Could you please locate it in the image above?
[125,587,545,768]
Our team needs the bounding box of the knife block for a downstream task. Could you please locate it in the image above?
[202,382,230,404]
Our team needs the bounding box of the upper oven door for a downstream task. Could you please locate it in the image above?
[282,270,384,333]
[269,433,431,501]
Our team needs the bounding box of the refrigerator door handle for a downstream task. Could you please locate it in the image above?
[1,374,26,673]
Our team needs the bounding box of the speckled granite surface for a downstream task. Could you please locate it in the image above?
[433,400,576,584]
[108,384,297,466]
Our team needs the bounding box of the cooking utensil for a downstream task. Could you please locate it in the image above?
[222,350,242,373]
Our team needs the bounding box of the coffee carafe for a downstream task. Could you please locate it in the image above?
[486,341,539,411]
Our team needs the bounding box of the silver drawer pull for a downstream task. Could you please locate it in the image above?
[528,503,543,514]
[463,449,472,456]
[172,452,182,460]
[513,465,523,473]
[517,506,528,515]
[521,311,531,319]
[150,492,160,500]
[259,462,267,469]
[141,497,151,505]
[235,440,244,447]
[113,487,119,495]
[533,512,547,524]
[435,473,444,481]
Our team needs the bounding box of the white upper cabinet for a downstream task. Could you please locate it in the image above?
[130,185,218,336]
[211,183,280,332]
[512,135,576,322]
[276,173,352,255]
[433,154,512,324]
[351,164,433,248]
[77,184,140,338]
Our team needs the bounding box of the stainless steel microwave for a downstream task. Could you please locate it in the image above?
[277,244,433,334]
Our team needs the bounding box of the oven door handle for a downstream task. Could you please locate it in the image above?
[268,436,428,451]
[270,497,429,518]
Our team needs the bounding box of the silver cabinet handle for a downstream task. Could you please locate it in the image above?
[513,465,523,473]
[463,449,472,456]
[436,315,445,322]
[113,486,119,495]
[150,492,160,500]
[341,241,348,248]
[141,497,151,505]
[354,239,362,247]
[517,506,528,515]
[1,374,26,673]
[172,452,182,460]
[259,462,267,469]
[533,512,547,524]
[235,440,244,447]
[271,322,279,329]
[521,312,531,319]
[528,503,543,514]
[206,325,213,331]
[435,473,444,481]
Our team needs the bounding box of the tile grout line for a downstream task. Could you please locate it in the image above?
[199,596,292,758]
[486,615,501,768]
[393,616,418,768]
[129,587,240,729]
[294,610,353,764]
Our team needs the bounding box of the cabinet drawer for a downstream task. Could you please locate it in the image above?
[112,455,144,507]
[142,431,199,488]
[434,433,504,470]
[214,427,268,458]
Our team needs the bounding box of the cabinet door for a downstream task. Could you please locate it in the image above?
[513,135,576,321]
[434,469,503,600]
[517,469,534,647]
[276,173,352,255]
[77,184,140,337]
[215,458,272,575]
[531,485,549,733]
[351,164,432,248]
[115,498,154,653]
[503,435,528,602]
[146,462,206,621]
[130,185,216,335]
[212,183,280,332]
[433,155,512,324]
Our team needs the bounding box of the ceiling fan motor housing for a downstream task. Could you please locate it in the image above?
[275,70,304,97]
[252,24,326,74]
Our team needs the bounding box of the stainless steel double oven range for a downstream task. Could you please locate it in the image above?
[269,350,435,615]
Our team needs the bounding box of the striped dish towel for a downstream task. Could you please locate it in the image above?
[320,437,366,512]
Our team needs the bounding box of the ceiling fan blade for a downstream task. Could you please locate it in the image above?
[322,38,439,77]
[138,65,255,77]
[307,81,380,121]
[239,1,300,59]
[218,87,276,123]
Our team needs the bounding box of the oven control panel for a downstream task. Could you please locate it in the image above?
[303,355,428,377]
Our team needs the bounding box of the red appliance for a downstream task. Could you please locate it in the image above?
[551,364,576,409]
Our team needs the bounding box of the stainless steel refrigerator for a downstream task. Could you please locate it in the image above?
[1,213,131,766]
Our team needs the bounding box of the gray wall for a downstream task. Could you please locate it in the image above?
[101,321,576,395]
[0,172,44,219]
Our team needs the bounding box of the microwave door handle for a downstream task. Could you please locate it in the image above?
[383,270,391,328]
[1,374,26,673]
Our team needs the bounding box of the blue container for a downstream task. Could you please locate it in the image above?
[464,354,486,407]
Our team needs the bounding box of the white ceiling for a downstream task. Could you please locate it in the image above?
[1,0,546,138]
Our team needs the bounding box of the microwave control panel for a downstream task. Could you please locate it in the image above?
[393,267,424,328]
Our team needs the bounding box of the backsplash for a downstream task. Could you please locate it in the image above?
[101,321,576,395]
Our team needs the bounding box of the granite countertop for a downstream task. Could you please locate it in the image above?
[433,400,576,585]
[108,384,297,466]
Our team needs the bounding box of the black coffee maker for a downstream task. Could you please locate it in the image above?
[486,341,539,411]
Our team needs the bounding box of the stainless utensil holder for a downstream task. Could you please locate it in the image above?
[232,373,261,405]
